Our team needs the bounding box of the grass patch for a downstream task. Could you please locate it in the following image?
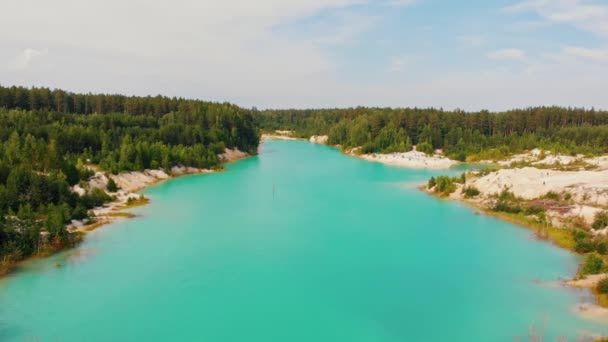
[509,159,597,171]
[84,220,110,232]
[107,212,137,218]
[482,210,577,250]
[114,196,150,210]
[596,293,608,308]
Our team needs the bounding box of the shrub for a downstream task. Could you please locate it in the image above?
[543,191,560,201]
[434,176,457,196]
[416,141,434,155]
[450,151,466,162]
[575,239,596,254]
[523,205,545,216]
[574,230,590,242]
[597,278,608,294]
[593,210,608,230]
[81,188,112,208]
[493,201,521,214]
[361,142,377,154]
[427,177,436,188]
[598,240,608,255]
[581,253,605,276]
[72,204,88,220]
[478,167,500,177]
[463,186,480,198]
[574,230,596,254]
[106,177,119,192]
[497,189,518,202]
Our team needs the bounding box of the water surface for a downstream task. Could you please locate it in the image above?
[0,140,606,341]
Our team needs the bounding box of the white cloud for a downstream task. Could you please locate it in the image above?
[12,48,48,70]
[487,48,526,61]
[309,11,379,46]
[0,0,369,104]
[549,46,608,64]
[0,0,606,111]
[503,0,608,37]
[324,57,608,111]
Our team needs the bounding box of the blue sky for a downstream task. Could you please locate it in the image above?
[1,0,607,110]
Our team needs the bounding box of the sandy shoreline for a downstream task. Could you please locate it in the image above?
[424,184,608,322]
[351,150,458,169]
[69,148,251,233]
[262,132,459,170]
[422,149,608,322]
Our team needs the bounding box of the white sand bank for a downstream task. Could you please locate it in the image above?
[482,149,608,171]
[354,150,458,169]
[261,130,299,142]
[309,135,329,144]
[261,134,298,142]
[68,148,249,232]
[465,167,608,206]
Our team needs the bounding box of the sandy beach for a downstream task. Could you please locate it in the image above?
[262,132,459,169]
[482,149,608,171]
[261,130,300,142]
[352,149,458,169]
[424,149,608,321]
[68,148,250,232]
[463,167,608,205]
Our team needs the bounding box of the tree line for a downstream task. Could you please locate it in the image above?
[256,107,608,160]
[0,85,259,273]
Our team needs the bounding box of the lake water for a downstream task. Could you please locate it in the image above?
[1,140,607,341]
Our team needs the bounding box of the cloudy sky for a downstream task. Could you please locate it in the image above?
[1,0,607,110]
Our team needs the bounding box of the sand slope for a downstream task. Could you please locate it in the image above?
[466,167,608,206]
[354,150,458,169]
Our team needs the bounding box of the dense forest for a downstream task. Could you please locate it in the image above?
[256,107,608,160]
[0,85,259,273]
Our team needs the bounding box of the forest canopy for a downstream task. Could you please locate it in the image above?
[0,85,259,272]
[255,107,608,160]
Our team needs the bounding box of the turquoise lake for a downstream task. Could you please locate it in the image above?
[1,140,607,341]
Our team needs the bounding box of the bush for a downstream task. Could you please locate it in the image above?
[81,188,112,208]
[543,191,560,201]
[454,152,466,162]
[434,176,457,196]
[593,210,608,230]
[493,201,522,214]
[463,186,480,198]
[416,141,434,155]
[523,205,545,216]
[575,238,596,254]
[574,230,596,254]
[428,176,436,188]
[598,240,608,255]
[106,177,119,192]
[71,204,88,220]
[597,278,608,294]
[581,253,605,276]
[491,190,524,213]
